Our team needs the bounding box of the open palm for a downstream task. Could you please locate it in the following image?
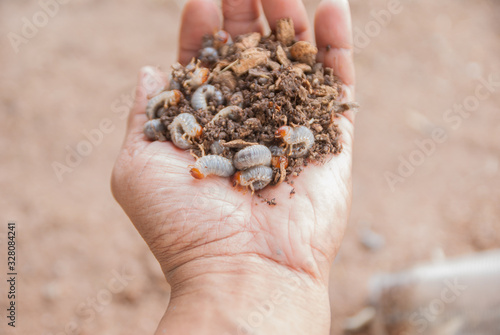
[112,0,355,284]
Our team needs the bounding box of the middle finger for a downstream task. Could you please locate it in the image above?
[222,0,264,36]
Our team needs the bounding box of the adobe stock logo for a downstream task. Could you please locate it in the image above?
[353,0,404,54]
[407,278,467,334]
[385,74,500,192]
[7,0,72,54]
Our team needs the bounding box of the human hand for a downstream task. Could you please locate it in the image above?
[111,0,355,334]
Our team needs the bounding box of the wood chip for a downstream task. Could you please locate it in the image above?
[221,139,259,148]
[235,32,262,50]
[293,63,312,73]
[232,48,270,76]
[290,41,318,66]
[276,18,295,46]
[211,71,237,91]
[267,60,281,71]
[276,45,291,66]
[314,85,338,97]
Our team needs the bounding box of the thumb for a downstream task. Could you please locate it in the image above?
[125,66,169,147]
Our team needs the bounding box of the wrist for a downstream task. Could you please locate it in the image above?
[156,255,331,335]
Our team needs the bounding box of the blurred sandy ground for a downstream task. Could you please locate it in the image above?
[0,0,499,334]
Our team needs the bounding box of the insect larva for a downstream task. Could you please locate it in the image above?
[269,145,289,169]
[229,91,244,107]
[269,145,285,156]
[275,125,315,158]
[213,30,233,49]
[183,67,210,90]
[271,155,289,169]
[233,145,272,170]
[208,106,242,126]
[168,73,181,90]
[191,84,224,110]
[190,155,235,179]
[210,140,224,155]
[168,113,202,149]
[233,165,273,192]
[143,119,167,141]
[200,47,219,63]
[146,90,182,119]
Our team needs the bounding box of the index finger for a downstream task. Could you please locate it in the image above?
[178,0,221,65]
[261,0,312,41]
[314,0,355,100]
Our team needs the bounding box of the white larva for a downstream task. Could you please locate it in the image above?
[210,140,224,155]
[213,30,233,49]
[145,90,182,119]
[191,84,224,110]
[234,165,273,192]
[183,67,210,90]
[168,113,202,149]
[269,145,285,156]
[275,125,315,158]
[143,119,167,141]
[233,145,272,170]
[190,155,235,179]
[208,106,242,126]
[200,47,219,63]
[229,91,244,107]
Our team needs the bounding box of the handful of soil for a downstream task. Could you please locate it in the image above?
[143,18,357,193]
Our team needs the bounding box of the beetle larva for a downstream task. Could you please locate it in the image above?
[191,84,224,110]
[183,67,210,90]
[143,119,167,141]
[233,145,272,170]
[210,140,225,155]
[168,113,202,149]
[208,106,242,126]
[213,30,233,49]
[233,165,273,192]
[190,155,235,179]
[200,47,219,63]
[145,90,182,119]
[275,125,315,158]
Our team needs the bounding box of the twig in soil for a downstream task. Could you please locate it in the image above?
[222,139,260,148]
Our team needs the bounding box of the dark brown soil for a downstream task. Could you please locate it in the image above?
[151,20,357,185]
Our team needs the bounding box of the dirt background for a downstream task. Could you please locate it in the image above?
[1,0,499,334]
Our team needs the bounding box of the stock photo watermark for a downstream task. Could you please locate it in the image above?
[353,0,404,53]
[44,265,135,335]
[222,258,315,335]
[51,67,165,182]
[7,0,72,54]
[405,278,467,334]
[385,73,500,191]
